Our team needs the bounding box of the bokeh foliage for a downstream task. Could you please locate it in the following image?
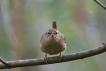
[0,0,106,71]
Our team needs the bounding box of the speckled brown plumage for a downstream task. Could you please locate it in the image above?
[40,21,66,63]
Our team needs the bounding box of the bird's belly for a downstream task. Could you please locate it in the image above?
[42,42,65,55]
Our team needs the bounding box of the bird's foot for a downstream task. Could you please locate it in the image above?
[59,52,62,62]
[44,53,48,64]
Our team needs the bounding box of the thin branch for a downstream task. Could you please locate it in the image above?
[0,43,106,69]
[0,57,11,68]
[94,0,106,10]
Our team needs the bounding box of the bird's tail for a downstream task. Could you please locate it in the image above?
[52,21,57,30]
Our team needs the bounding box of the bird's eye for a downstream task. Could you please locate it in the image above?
[47,32,50,34]
[55,32,57,34]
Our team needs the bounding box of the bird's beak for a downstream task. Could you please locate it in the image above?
[51,32,54,36]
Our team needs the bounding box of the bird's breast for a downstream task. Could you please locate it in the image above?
[41,39,66,55]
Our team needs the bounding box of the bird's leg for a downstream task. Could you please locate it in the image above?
[44,53,48,64]
[59,52,62,62]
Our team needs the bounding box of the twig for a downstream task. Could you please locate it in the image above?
[0,57,11,68]
[0,43,106,69]
[94,0,106,10]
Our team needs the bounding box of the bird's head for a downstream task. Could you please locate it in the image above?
[46,29,60,40]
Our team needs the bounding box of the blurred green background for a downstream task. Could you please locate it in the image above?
[0,0,106,71]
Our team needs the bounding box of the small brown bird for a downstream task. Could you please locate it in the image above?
[40,21,66,63]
